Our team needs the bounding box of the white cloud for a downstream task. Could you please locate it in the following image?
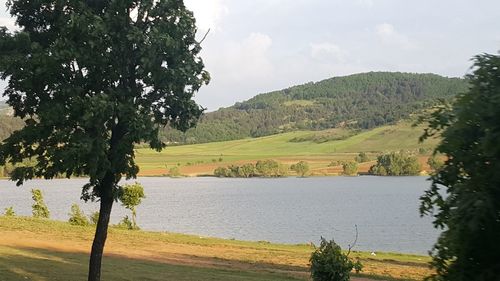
[356,0,374,8]
[209,32,273,83]
[310,42,346,62]
[0,16,18,32]
[184,0,228,32]
[375,23,418,50]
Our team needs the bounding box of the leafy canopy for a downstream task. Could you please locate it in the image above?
[0,0,209,200]
[420,53,500,280]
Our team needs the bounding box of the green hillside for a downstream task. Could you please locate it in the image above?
[162,72,468,144]
[136,120,438,175]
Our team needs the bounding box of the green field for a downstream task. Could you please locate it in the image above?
[0,216,432,281]
[135,121,439,175]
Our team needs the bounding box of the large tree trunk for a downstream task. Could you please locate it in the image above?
[88,177,115,281]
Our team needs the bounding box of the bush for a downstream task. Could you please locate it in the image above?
[31,189,50,219]
[68,204,89,226]
[3,206,15,216]
[89,211,100,225]
[214,166,228,177]
[168,166,181,177]
[369,152,421,176]
[310,237,363,281]
[116,215,137,230]
[291,161,310,177]
[427,155,444,171]
[354,152,370,163]
[342,162,358,176]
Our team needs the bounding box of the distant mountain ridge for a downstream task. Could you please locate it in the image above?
[161,72,469,144]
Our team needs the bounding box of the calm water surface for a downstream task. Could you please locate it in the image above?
[0,176,438,254]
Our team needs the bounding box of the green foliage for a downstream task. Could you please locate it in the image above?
[354,152,369,163]
[310,237,363,281]
[255,160,288,177]
[119,183,145,229]
[0,0,208,198]
[168,166,182,177]
[162,72,469,144]
[31,189,49,219]
[89,211,100,225]
[215,160,287,178]
[342,162,358,176]
[116,215,136,230]
[291,161,310,177]
[369,152,421,176]
[68,204,89,226]
[289,129,356,144]
[3,206,15,216]
[426,155,444,171]
[214,167,229,177]
[419,53,500,280]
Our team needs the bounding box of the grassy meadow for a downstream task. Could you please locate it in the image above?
[135,121,439,176]
[0,216,432,281]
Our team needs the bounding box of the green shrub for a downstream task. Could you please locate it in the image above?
[168,166,181,177]
[354,152,370,163]
[68,203,89,226]
[369,152,421,176]
[342,162,358,176]
[3,206,15,216]
[310,237,363,281]
[427,155,444,171]
[214,166,228,177]
[116,215,137,230]
[255,160,287,177]
[89,211,100,225]
[291,161,310,177]
[119,183,145,229]
[31,189,50,219]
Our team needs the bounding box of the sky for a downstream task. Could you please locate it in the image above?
[1,0,499,110]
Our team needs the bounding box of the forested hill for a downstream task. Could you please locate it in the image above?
[161,72,469,144]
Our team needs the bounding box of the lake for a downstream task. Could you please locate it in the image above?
[0,176,438,255]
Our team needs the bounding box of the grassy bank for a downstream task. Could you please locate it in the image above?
[135,121,438,176]
[0,216,432,280]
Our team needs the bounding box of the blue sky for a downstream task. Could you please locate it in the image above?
[1,0,499,110]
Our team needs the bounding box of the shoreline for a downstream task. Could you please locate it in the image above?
[0,216,432,280]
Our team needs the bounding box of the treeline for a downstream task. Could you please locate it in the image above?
[214,160,289,178]
[369,152,421,176]
[162,72,469,144]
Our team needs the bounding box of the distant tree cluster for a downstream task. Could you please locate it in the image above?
[162,72,469,144]
[369,152,421,176]
[290,161,310,177]
[214,160,289,178]
[354,152,370,163]
[342,162,359,176]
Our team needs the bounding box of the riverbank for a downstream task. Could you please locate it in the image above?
[0,216,432,280]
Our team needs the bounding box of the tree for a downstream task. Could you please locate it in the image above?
[342,162,358,176]
[354,152,369,163]
[369,152,421,176]
[426,155,444,171]
[119,182,145,229]
[310,237,362,281]
[31,189,50,218]
[0,1,208,280]
[419,53,500,280]
[69,203,90,226]
[291,161,310,177]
